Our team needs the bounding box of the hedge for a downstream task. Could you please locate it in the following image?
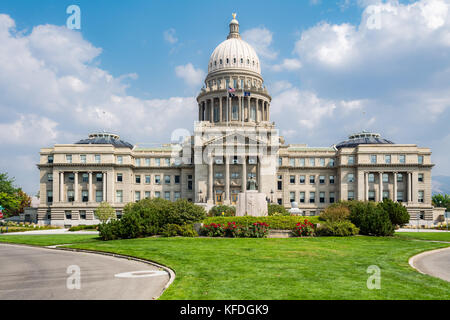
[202,216,320,230]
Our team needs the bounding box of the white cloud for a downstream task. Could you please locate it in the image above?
[163,28,178,44]
[271,58,302,72]
[175,63,205,87]
[242,27,278,60]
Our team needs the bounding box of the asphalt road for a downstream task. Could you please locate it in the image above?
[0,243,170,300]
[412,247,450,282]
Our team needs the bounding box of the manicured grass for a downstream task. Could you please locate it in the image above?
[1,234,449,299]
[395,232,450,242]
[0,234,99,246]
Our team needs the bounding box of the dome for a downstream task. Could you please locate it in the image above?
[75,132,133,149]
[335,131,394,149]
[207,14,261,75]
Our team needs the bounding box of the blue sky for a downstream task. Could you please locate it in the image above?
[0,0,449,195]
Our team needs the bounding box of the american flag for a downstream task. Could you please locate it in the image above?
[228,87,235,97]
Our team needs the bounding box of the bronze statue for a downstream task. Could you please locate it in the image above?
[246,177,258,191]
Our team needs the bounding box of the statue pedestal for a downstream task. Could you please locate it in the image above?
[236,191,268,217]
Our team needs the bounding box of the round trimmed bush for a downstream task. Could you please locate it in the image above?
[316,220,359,237]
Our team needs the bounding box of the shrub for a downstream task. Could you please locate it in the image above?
[208,205,236,217]
[268,204,289,216]
[68,225,98,232]
[160,223,198,237]
[377,199,410,227]
[348,201,394,236]
[202,216,319,230]
[168,199,207,224]
[95,202,116,223]
[247,222,270,238]
[316,220,359,237]
[319,206,350,222]
[292,219,315,237]
[200,221,269,238]
[200,223,226,237]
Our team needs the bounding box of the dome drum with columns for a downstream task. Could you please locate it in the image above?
[197,14,271,125]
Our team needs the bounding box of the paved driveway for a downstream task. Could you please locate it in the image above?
[410,247,450,282]
[0,243,170,300]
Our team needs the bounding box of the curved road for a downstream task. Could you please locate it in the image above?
[0,243,170,300]
[410,247,450,282]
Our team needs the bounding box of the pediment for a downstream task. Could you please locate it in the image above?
[204,131,268,147]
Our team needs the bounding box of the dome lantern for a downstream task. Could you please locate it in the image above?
[227,13,240,40]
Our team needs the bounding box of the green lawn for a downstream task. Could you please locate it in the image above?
[1,234,449,300]
[0,234,99,246]
[395,232,450,242]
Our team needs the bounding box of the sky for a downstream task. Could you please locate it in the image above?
[0,0,449,195]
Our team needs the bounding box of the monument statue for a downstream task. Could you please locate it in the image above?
[246,177,258,191]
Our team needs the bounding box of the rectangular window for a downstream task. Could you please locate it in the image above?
[66,155,72,163]
[310,175,315,184]
[135,191,141,202]
[299,175,305,184]
[164,191,171,201]
[96,173,103,182]
[418,173,424,182]
[290,175,295,184]
[117,173,123,182]
[248,157,257,164]
[135,175,141,184]
[95,155,101,164]
[231,172,240,179]
[309,158,315,166]
[319,176,325,184]
[155,175,161,184]
[309,192,315,203]
[383,173,389,183]
[319,158,325,167]
[399,155,405,164]
[68,173,74,182]
[232,105,239,120]
[80,210,86,220]
[289,192,295,203]
[116,211,122,219]
[370,155,377,164]
[47,190,53,203]
[329,158,335,167]
[385,155,391,164]
[135,158,141,167]
[418,155,424,164]
[80,155,86,163]
[397,173,403,182]
[145,191,151,199]
[299,158,305,167]
[48,155,54,164]
[116,190,123,203]
[47,173,53,182]
[165,158,170,166]
[96,191,103,203]
[175,175,180,184]
[165,175,171,184]
[329,176,335,184]
[319,192,325,203]
[278,157,282,166]
[348,156,354,165]
[369,191,375,201]
[67,190,75,202]
[155,158,161,166]
[368,173,375,183]
[145,175,151,184]
[329,192,335,204]
[397,191,403,202]
[290,158,295,167]
[155,191,161,198]
[65,210,72,220]
[145,158,150,166]
[117,156,123,164]
[347,173,354,183]
[299,192,305,203]
[383,191,389,200]
[418,190,424,203]
[215,172,224,179]
[82,190,88,202]
[348,191,355,201]
[174,192,181,201]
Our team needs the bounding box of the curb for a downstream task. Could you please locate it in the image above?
[0,242,176,299]
[408,246,450,279]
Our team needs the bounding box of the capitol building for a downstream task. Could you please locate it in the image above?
[37,15,437,226]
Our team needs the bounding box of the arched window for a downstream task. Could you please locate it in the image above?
[226,58,229,64]
[220,59,223,64]
[214,61,217,66]
[233,58,236,64]
[247,59,250,64]
[240,58,243,63]
[250,105,256,121]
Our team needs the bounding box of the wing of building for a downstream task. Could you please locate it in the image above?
[37,15,438,226]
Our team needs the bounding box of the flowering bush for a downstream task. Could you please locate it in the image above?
[292,219,315,237]
[248,222,270,238]
[200,223,226,237]
[200,221,270,238]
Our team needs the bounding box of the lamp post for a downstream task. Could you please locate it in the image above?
[270,190,274,204]
[198,190,203,203]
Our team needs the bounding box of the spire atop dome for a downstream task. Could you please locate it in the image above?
[227,13,240,39]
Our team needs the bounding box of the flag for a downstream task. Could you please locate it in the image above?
[244,91,251,97]
[228,87,236,97]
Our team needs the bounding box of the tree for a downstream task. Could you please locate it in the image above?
[95,202,116,224]
[432,194,450,211]
[378,199,410,227]
[0,173,18,195]
[0,192,20,218]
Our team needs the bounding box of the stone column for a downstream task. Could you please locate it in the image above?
[198,104,201,121]
[256,100,260,122]
[209,99,213,123]
[238,94,242,122]
[379,172,383,202]
[393,172,398,202]
[365,172,369,201]
[225,156,230,203]
[208,157,213,202]
[257,156,262,192]
[219,97,223,122]
[102,172,107,201]
[74,171,79,202]
[408,172,413,203]
[242,156,247,193]
[88,171,93,202]
[60,172,64,202]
